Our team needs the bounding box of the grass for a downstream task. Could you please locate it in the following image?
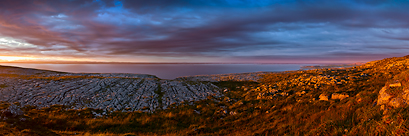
[1,55,409,135]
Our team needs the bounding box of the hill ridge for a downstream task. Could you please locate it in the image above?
[1,55,409,135]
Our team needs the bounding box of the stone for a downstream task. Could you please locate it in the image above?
[388,97,406,108]
[279,92,289,96]
[389,82,402,87]
[377,87,393,105]
[377,80,409,109]
[2,104,23,117]
[229,111,237,115]
[331,93,349,100]
[401,89,409,101]
[319,94,329,101]
[295,91,306,96]
[0,67,225,112]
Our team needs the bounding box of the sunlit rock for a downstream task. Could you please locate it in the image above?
[0,67,226,112]
[295,91,306,96]
[388,97,406,108]
[319,94,330,101]
[389,82,401,87]
[331,93,349,100]
[377,87,393,105]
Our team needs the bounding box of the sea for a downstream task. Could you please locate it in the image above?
[0,63,313,79]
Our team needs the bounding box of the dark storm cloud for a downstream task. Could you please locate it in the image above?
[0,0,409,62]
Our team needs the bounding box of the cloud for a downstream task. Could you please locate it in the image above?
[0,0,408,62]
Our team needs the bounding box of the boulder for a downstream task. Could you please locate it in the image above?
[331,93,349,100]
[378,82,409,110]
[319,94,330,101]
[388,97,406,108]
[377,87,393,105]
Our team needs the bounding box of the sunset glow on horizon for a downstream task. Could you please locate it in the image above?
[0,56,36,62]
[1,0,409,63]
[0,55,98,63]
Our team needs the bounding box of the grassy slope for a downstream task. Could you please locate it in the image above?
[1,55,409,135]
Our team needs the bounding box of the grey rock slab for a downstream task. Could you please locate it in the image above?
[0,66,233,112]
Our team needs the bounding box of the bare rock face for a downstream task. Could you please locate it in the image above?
[0,66,223,112]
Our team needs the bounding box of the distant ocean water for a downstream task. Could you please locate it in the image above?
[0,63,312,79]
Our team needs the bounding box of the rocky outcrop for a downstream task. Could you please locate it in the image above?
[0,66,222,112]
[377,80,409,110]
[178,72,272,82]
[377,86,394,106]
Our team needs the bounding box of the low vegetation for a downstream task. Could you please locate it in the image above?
[1,55,409,135]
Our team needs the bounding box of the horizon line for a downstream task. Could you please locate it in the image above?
[0,60,367,65]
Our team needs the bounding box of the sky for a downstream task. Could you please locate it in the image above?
[0,0,409,63]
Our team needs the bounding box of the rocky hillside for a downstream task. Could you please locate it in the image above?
[207,55,409,135]
[1,55,409,135]
[377,69,409,112]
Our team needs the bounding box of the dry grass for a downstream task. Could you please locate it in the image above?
[1,55,409,135]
